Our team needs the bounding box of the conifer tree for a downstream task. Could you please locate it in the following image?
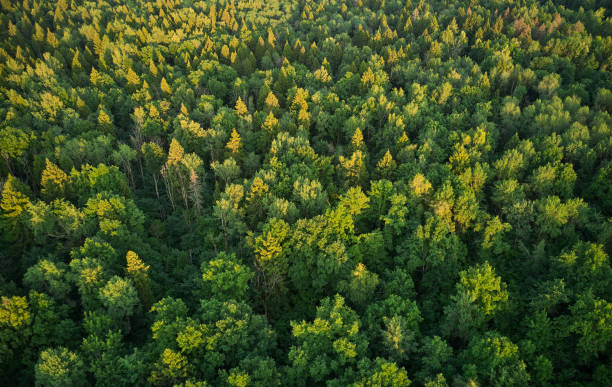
[40,159,68,201]
[235,97,248,116]
[160,77,172,95]
[226,129,242,155]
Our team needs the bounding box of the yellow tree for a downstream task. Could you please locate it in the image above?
[160,77,172,95]
[41,159,68,201]
[226,129,242,155]
[376,150,396,179]
[235,96,248,116]
[126,251,153,309]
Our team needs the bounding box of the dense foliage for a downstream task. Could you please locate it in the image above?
[1,0,611,385]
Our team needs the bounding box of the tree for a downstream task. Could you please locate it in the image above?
[411,173,432,197]
[293,177,326,217]
[201,252,253,301]
[537,73,560,98]
[24,260,71,300]
[460,333,530,386]
[457,261,509,317]
[0,295,31,379]
[226,129,242,155]
[35,347,86,387]
[149,297,274,384]
[214,183,247,252]
[0,127,33,174]
[111,144,138,188]
[160,77,172,95]
[41,159,68,201]
[98,276,139,323]
[250,218,290,312]
[536,196,586,238]
[211,158,240,187]
[416,336,453,384]
[0,174,31,265]
[149,348,192,385]
[340,263,379,308]
[0,292,77,383]
[442,262,508,341]
[141,142,166,205]
[570,292,612,364]
[364,295,422,362]
[97,109,114,134]
[221,356,280,387]
[339,150,368,188]
[235,97,248,116]
[336,358,411,387]
[376,150,397,179]
[68,164,130,205]
[125,251,153,309]
[442,290,485,342]
[288,295,368,385]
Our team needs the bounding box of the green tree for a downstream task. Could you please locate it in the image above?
[126,251,153,309]
[24,260,71,300]
[0,175,31,266]
[364,295,422,362]
[35,347,86,387]
[201,252,253,301]
[99,276,139,323]
[460,333,530,386]
[288,295,368,385]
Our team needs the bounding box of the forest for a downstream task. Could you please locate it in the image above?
[0,0,611,385]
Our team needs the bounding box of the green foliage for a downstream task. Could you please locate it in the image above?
[0,175,31,257]
[288,295,368,385]
[1,0,611,384]
[201,252,253,301]
[149,297,275,385]
[41,159,68,201]
[457,262,509,317]
[99,276,139,321]
[461,333,530,386]
[24,260,70,300]
[364,295,422,362]
[35,347,86,387]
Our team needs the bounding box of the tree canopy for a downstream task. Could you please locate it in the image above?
[1,0,611,385]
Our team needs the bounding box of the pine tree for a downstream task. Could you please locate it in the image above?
[265,91,279,112]
[149,59,158,77]
[41,159,68,201]
[97,108,114,133]
[266,27,276,47]
[235,97,248,115]
[262,112,279,135]
[226,129,242,155]
[126,67,140,87]
[167,139,184,165]
[160,77,172,95]
[90,67,100,85]
[376,150,397,179]
[71,50,82,72]
[351,128,365,150]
